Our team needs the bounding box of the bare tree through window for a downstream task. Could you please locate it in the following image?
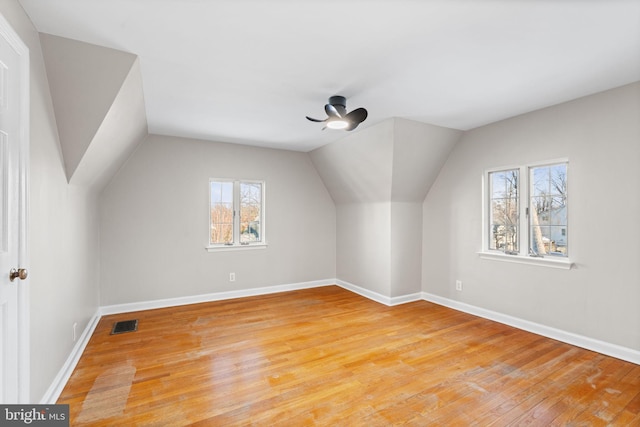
[240,183,261,243]
[209,180,264,247]
[489,169,519,253]
[530,164,568,256]
[210,181,233,244]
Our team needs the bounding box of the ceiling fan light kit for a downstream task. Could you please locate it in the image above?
[306,95,368,131]
[326,118,349,130]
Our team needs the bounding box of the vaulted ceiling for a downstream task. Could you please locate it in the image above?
[18,0,640,152]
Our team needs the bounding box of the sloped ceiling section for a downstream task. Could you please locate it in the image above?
[391,118,463,203]
[309,120,395,204]
[310,118,462,204]
[39,33,147,189]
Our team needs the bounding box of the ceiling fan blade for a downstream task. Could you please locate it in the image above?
[306,116,326,123]
[325,104,342,118]
[345,121,360,131]
[345,108,368,124]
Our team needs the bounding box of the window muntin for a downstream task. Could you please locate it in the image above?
[485,161,568,259]
[209,179,265,247]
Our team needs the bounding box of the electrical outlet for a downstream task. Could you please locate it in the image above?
[72,322,78,342]
[229,272,236,282]
[455,280,463,291]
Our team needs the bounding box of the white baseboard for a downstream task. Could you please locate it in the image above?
[335,279,422,306]
[390,292,423,306]
[100,279,335,315]
[40,310,101,404]
[421,292,640,365]
[335,279,392,305]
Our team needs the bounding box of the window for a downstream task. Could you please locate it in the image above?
[482,160,570,268]
[208,179,265,249]
[529,163,568,257]
[488,169,519,254]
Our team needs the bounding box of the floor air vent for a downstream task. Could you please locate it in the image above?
[111,319,138,335]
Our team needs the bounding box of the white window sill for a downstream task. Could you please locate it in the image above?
[206,244,268,253]
[478,251,573,270]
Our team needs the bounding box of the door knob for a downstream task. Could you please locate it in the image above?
[9,268,28,282]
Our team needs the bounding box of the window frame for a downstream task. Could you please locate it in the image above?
[206,178,267,252]
[480,159,572,269]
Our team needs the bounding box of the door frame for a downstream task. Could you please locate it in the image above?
[0,12,30,403]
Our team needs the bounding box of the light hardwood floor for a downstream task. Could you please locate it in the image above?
[58,286,640,426]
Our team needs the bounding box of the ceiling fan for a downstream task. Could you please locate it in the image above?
[306,96,368,131]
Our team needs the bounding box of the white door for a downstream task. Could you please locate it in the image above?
[0,14,29,404]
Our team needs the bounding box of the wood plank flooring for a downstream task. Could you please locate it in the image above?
[58,286,640,426]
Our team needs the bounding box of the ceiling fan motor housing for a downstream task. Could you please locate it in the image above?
[328,96,346,108]
[328,96,347,117]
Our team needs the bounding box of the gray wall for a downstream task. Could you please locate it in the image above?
[0,0,101,402]
[99,134,336,305]
[390,201,423,297]
[336,202,391,296]
[311,118,461,298]
[422,82,640,350]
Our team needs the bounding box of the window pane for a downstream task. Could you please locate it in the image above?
[211,181,233,204]
[210,181,233,244]
[530,225,550,254]
[491,170,518,199]
[490,224,518,252]
[529,226,567,256]
[550,226,568,255]
[240,182,262,243]
[488,169,519,253]
[211,223,233,244]
[530,196,550,226]
[531,166,550,197]
[531,164,567,197]
[491,171,508,198]
[550,199,567,226]
[549,164,567,196]
[529,163,567,257]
